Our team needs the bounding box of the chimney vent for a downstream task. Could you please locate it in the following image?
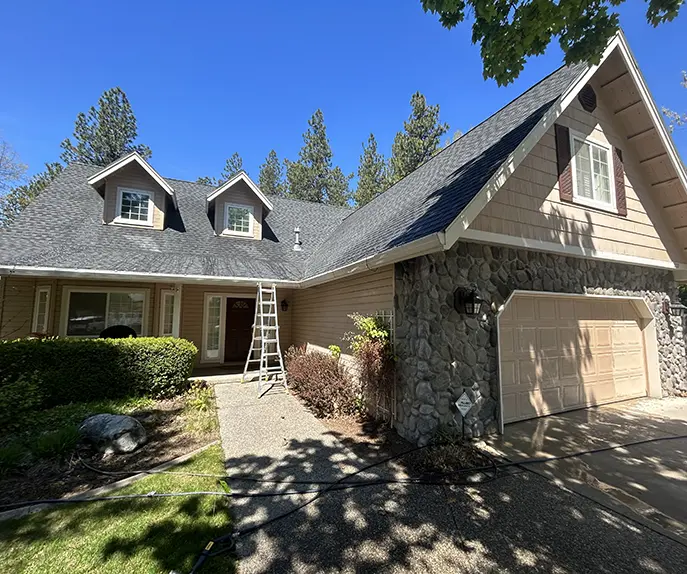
[293,227,302,251]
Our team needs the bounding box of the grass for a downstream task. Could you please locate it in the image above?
[0,444,235,574]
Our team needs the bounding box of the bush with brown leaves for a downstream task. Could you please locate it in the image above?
[285,346,360,418]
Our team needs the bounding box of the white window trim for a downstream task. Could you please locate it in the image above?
[32,286,51,334]
[569,129,617,213]
[115,187,154,227]
[202,293,226,363]
[223,203,254,237]
[159,289,181,338]
[59,286,150,337]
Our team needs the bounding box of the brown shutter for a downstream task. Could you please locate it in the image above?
[613,147,627,216]
[554,124,573,203]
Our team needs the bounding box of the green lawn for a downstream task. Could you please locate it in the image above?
[0,444,235,574]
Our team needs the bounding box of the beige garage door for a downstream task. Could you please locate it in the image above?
[499,293,648,424]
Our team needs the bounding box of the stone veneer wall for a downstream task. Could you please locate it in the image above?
[394,241,687,445]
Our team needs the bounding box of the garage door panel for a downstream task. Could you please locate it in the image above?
[501,294,648,424]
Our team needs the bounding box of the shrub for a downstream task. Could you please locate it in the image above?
[186,380,214,413]
[285,346,360,418]
[0,442,25,476]
[30,426,80,460]
[0,373,45,432]
[0,337,198,409]
[345,313,395,422]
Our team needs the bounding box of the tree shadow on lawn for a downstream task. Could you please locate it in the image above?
[221,433,687,574]
[0,494,235,573]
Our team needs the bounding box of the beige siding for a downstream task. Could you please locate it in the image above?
[103,162,167,230]
[469,87,685,264]
[0,276,38,339]
[180,285,292,364]
[291,266,394,355]
[213,180,263,240]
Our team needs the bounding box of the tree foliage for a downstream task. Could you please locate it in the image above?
[0,139,26,194]
[60,87,151,165]
[421,0,684,86]
[258,149,286,196]
[354,133,388,207]
[221,152,244,181]
[663,70,687,132]
[389,92,449,183]
[0,162,63,227]
[286,109,352,205]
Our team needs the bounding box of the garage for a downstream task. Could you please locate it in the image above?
[498,292,653,424]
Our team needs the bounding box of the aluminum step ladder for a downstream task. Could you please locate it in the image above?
[242,283,287,394]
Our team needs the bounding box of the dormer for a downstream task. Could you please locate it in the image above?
[206,171,273,240]
[88,152,177,231]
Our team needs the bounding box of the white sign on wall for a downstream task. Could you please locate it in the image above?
[455,392,473,417]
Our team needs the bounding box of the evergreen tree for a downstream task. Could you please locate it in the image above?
[286,109,351,204]
[389,92,449,184]
[354,133,388,207]
[258,150,286,196]
[0,162,63,227]
[60,87,151,166]
[221,152,244,181]
[196,176,218,186]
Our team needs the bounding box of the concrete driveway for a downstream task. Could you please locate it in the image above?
[216,383,687,573]
[490,397,687,545]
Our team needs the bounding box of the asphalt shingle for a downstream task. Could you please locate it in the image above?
[0,62,587,281]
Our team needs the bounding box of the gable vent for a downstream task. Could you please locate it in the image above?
[578,84,597,113]
[293,227,302,251]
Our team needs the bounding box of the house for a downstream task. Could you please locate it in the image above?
[1,31,686,444]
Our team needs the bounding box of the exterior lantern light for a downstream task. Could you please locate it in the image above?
[453,287,484,316]
[670,302,687,318]
[280,299,289,312]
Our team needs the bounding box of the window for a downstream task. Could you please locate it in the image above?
[116,188,154,226]
[64,289,146,337]
[570,132,615,210]
[159,290,179,337]
[32,286,51,334]
[224,203,254,236]
[204,295,223,360]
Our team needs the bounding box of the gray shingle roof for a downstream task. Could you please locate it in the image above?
[0,62,587,282]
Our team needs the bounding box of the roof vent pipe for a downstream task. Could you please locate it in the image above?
[293,227,302,251]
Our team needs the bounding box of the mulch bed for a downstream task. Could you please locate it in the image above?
[0,398,217,505]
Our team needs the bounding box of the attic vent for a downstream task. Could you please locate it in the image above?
[578,84,597,113]
[293,227,302,251]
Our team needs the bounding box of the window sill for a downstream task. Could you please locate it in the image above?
[111,218,155,228]
[571,196,620,216]
[220,230,255,238]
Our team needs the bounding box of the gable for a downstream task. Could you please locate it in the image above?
[461,35,687,272]
[210,178,264,240]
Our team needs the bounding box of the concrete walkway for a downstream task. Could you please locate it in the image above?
[216,382,687,574]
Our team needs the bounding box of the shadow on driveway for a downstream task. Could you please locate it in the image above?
[490,397,687,547]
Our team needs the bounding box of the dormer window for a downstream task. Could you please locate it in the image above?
[116,188,154,226]
[224,203,254,237]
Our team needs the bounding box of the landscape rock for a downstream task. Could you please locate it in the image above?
[79,414,147,454]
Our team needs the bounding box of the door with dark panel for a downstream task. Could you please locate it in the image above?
[224,298,255,362]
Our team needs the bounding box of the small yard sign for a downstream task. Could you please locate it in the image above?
[455,392,473,417]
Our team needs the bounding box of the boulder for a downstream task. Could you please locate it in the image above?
[79,414,147,454]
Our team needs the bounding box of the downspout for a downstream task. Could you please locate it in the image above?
[0,273,6,336]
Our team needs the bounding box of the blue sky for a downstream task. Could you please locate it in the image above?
[1,1,685,186]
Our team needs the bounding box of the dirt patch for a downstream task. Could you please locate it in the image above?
[0,397,218,505]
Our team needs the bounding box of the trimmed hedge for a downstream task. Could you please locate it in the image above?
[0,337,198,408]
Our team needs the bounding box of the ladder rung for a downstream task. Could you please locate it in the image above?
[262,313,277,317]
[262,367,284,373]
[263,352,281,356]
[262,339,278,343]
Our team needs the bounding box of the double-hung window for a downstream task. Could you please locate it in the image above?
[63,289,147,337]
[570,131,615,211]
[223,203,254,237]
[159,290,180,337]
[116,188,154,226]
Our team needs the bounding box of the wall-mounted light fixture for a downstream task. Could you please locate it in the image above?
[670,302,687,318]
[281,299,289,312]
[453,287,485,316]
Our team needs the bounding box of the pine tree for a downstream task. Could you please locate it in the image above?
[258,150,286,196]
[389,92,449,184]
[354,133,388,207]
[221,152,244,181]
[60,87,151,166]
[196,176,218,186]
[286,109,351,204]
[0,162,63,227]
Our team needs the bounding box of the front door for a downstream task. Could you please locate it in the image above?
[224,298,255,362]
